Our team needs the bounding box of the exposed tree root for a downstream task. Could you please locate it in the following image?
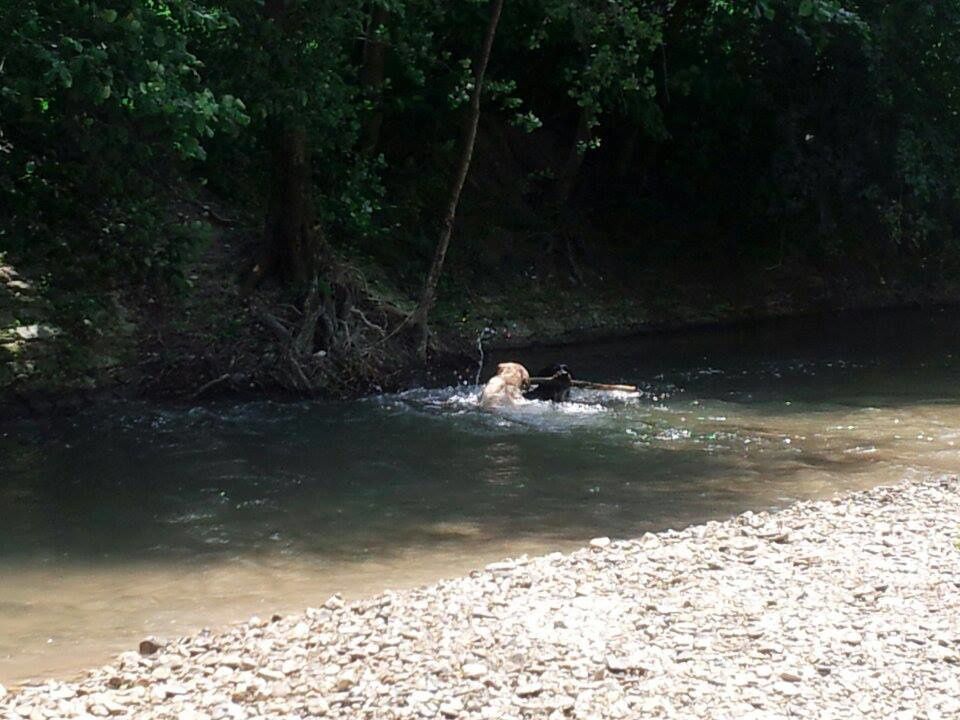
[248,250,417,397]
[190,373,232,401]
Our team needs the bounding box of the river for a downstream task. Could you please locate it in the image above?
[1,308,958,684]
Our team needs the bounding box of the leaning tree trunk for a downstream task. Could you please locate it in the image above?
[409,0,505,358]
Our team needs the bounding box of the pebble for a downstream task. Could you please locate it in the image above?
[138,639,161,656]
[461,662,487,679]
[727,536,759,552]
[439,698,463,717]
[217,654,252,670]
[324,594,345,610]
[2,477,957,720]
[307,698,330,716]
[407,689,431,702]
[605,655,647,674]
[838,629,863,645]
[515,681,542,697]
[773,681,802,697]
[334,669,357,691]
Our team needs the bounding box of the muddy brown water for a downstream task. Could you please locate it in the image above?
[2,308,960,684]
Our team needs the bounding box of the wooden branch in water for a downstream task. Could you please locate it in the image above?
[528,377,638,393]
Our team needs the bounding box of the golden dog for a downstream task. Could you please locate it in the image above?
[479,362,531,408]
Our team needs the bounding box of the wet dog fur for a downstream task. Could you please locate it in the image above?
[524,364,573,402]
[479,362,531,408]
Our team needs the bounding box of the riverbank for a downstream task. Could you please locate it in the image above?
[5,243,960,423]
[3,475,957,719]
[7,191,960,417]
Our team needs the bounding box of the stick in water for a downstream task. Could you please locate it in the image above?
[528,377,638,392]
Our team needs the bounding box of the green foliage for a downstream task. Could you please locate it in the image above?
[529,0,666,139]
[4,0,960,313]
[0,1,246,282]
[197,1,390,239]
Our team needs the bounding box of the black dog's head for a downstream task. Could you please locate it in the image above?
[536,364,571,381]
[525,364,573,402]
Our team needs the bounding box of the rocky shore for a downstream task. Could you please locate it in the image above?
[3,477,959,720]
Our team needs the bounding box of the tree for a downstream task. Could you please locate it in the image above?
[205,1,375,288]
[359,3,391,157]
[408,0,505,357]
[0,1,246,282]
[255,0,319,287]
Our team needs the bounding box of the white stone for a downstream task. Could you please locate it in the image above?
[461,662,487,679]
[515,682,543,697]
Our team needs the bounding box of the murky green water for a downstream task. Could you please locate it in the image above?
[2,308,959,683]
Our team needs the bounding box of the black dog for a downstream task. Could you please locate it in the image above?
[523,364,573,402]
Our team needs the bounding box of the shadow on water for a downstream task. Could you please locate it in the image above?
[0,395,795,564]
[2,305,960,682]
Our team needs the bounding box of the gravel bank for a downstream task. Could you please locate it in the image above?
[3,477,959,720]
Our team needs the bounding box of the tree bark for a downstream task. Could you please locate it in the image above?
[554,105,592,206]
[245,0,318,288]
[261,125,316,285]
[409,0,505,357]
[360,5,389,156]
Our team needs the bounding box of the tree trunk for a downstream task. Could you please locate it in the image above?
[245,0,318,289]
[615,125,640,178]
[264,125,316,285]
[360,5,389,156]
[410,0,505,357]
[554,105,591,206]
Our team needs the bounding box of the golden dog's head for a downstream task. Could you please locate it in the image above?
[496,362,530,391]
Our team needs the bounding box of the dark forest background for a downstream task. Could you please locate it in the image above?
[3,1,959,396]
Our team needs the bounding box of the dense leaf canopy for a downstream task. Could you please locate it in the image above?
[3,0,959,294]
